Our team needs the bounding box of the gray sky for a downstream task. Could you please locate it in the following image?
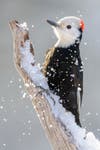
[0,0,100,149]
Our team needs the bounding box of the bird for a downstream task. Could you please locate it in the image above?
[43,16,84,127]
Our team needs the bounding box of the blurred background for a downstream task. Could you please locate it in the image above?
[0,0,100,149]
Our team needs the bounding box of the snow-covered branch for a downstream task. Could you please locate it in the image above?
[9,20,100,150]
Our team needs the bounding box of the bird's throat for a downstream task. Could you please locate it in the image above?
[55,37,77,48]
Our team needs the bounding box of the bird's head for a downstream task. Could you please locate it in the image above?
[47,16,85,48]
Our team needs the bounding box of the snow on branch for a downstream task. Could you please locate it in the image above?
[9,20,100,150]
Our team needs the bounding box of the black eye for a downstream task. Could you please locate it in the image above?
[66,25,72,29]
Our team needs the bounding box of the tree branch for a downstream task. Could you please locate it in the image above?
[9,20,77,150]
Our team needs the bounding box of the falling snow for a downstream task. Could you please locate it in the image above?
[86,112,91,116]
[49,124,53,128]
[85,57,88,60]
[84,42,87,46]
[3,118,8,122]
[2,143,6,147]
[19,85,22,89]
[0,105,3,110]
[32,25,34,28]
[22,92,27,98]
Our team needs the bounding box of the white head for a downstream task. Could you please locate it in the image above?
[47,16,85,48]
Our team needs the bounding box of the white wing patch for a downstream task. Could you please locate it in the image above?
[77,87,81,113]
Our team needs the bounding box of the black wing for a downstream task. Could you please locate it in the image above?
[73,53,83,109]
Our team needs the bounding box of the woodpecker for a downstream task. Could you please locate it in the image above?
[43,16,84,126]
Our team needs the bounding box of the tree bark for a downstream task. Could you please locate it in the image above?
[9,20,76,150]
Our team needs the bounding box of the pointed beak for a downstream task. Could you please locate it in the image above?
[47,19,59,27]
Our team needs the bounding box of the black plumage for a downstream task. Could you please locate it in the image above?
[43,41,83,127]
